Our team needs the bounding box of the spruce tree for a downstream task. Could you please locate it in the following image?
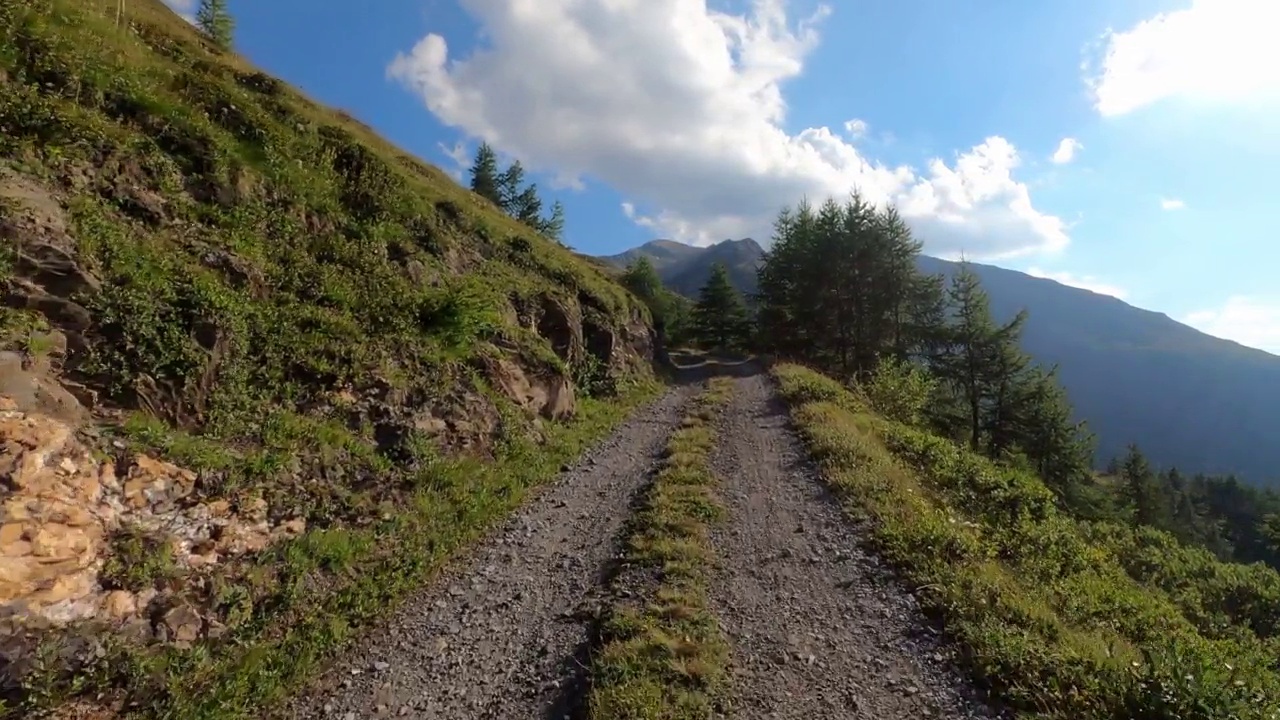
[196,0,235,50]
[498,161,526,215]
[1120,444,1167,528]
[511,183,542,227]
[539,200,566,242]
[692,263,749,350]
[935,264,998,449]
[468,143,502,206]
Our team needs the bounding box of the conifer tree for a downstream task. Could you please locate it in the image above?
[622,256,664,303]
[498,161,526,215]
[468,143,502,206]
[539,200,566,242]
[934,264,1001,449]
[511,183,542,227]
[692,263,749,350]
[622,256,688,341]
[1120,444,1167,528]
[196,0,235,50]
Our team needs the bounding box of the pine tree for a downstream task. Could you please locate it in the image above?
[754,194,939,375]
[539,200,565,242]
[1120,444,1167,528]
[196,0,235,50]
[1011,366,1094,495]
[468,143,502,206]
[511,183,542,227]
[934,264,998,449]
[692,263,749,350]
[498,161,526,215]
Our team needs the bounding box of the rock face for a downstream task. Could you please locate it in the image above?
[0,396,305,658]
[486,356,576,421]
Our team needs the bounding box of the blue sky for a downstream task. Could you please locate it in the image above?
[166,0,1280,353]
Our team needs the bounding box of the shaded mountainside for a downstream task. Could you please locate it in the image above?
[605,239,1280,485]
[0,0,656,715]
[603,237,764,298]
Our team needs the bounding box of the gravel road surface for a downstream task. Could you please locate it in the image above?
[285,387,694,720]
[706,371,998,720]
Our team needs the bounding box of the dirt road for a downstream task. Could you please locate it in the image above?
[287,364,996,719]
[285,387,696,719]
[707,373,996,719]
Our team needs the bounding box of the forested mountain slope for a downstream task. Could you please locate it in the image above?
[605,239,1280,485]
[917,256,1280,485]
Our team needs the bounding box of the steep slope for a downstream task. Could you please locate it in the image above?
[603,237,764,298]
[605,239,1280,484]
[0,0,656,716]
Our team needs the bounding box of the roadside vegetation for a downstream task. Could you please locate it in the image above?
[587,378,735,720]
[774,362,1280,719]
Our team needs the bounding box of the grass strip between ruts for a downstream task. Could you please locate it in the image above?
[587,377,736,720]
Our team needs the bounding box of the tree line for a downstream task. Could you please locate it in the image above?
[467,143,566,243]
[1111,444,1280,569]
[622,194,1280,571]
[624,195,1091,506]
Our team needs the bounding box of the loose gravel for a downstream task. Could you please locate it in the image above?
[706,371,1001,720]
[284,386,694,720]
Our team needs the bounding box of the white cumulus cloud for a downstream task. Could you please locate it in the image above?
[1050,137,1081,164]
[1160,197,1186,210]
[388,0,1067,258]
[1026,267,1128,300]
[1183,296,1280,355]
[1086,0,1280,117]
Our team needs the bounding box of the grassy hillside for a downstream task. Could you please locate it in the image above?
[773,363,1280,719]
[0,0,657,716]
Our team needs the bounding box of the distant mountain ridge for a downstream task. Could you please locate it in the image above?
[603,238,765,299]
[600,239,1280,485]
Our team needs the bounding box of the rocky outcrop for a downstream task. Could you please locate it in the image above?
[531,292,652,379]
[0,396,305,661]
[484,356,576,421]
[0,170,99,356]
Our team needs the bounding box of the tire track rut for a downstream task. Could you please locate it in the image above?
[707,372,997,719]
[286,386,695,720]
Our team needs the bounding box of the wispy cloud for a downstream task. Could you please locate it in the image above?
[1026,267,1128,299]
[1160,197,1185,210]
[1050,137,1081,164]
